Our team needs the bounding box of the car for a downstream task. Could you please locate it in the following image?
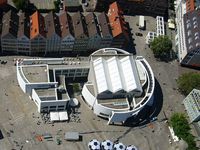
[135,32,143,36]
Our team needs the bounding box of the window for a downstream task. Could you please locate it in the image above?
[187,23,191,29]
[188,30,192,36]
[193,21,197,26]
[193,17,197,21]
[189,45,193,49]
[196,43,200,47]
[188,38,192,44]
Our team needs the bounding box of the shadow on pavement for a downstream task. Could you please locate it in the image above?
[124,20,136,55]
[124,78,163,127]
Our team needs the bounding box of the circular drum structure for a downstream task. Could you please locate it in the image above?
[82,48,155,124]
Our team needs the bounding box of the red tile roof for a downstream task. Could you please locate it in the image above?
[107,2,128,38]
[186,0,195,13]
[30,11,46,39]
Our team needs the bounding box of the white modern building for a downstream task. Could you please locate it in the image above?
[175,0,187,62]
[17,48,155,125]
[183,89,200,123]
[17,57,90,113]
[82,48,155,124]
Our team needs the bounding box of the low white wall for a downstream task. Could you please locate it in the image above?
[82,84,96,107]
[26,82,57,95]
[32,89,41,112]
[17,67,26,93]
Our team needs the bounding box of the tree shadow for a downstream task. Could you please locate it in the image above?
[124,78,163,127]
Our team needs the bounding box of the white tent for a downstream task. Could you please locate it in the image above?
[50,112,59,122]
[59,111,68,121]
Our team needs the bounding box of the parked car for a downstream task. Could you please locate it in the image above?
[135,32,143,36]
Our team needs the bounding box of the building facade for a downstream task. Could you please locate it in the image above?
[1,10,19,53]
[85,13,101,50]
[0,5,130,55]
[30,11,46,55]
[16,57,90,113]
[95,0,168,16]
[17,13,30,55]
[58,11,75,53]
[45,12,61,54]
[183,89,200,123]
[97,12,113,49]
[72,12,89,51]
[16,48,155,125]
[82,48,155,124]
[108,2,129,48]
[175,0,200,68]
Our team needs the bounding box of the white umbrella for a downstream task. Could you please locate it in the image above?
[113,142,126,150]
[126,145,138,150]
[101,140,113,150]
[88,139,101,150]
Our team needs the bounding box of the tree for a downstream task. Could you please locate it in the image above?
[150,35,172,59]
[170,113,198,150]
[73,83,80,93]
[170,113,190,138]
[12,0,29,10]
[177,72,200,95]
[54,0,61,12]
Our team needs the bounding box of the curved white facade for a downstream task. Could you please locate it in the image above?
[82,48,155,124]
[16,48,155,125]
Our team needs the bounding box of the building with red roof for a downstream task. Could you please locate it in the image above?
[108,2,129,48]
[30,11,46,55]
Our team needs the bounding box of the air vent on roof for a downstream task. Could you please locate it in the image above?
[92,20,95,24]
[76,20,80,25]
[114,16,119,21]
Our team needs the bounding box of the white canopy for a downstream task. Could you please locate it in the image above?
[50,112,59,121]
[93,56,142,94]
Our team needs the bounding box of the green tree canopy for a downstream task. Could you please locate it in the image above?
[170,113,190,138]
[170,113,197,150]
[12,0,28,10]
[177,72,200,95]
[150,35,172,58]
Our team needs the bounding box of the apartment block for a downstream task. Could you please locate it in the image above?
[58,11,75,53]
[181,9,200,68]
[72,12,89,51]
[85,13,101,50]
[108,2,129,48]
[175,0,200,68]
[183,89,200,123]
[95,0,168,16]
[0,2,130,55]
[0,0,7,6]
[30,11,46,55]
[45,12,61,54]
[1,10,19,53]
[17,12,30,55]
[97,12,113,49]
